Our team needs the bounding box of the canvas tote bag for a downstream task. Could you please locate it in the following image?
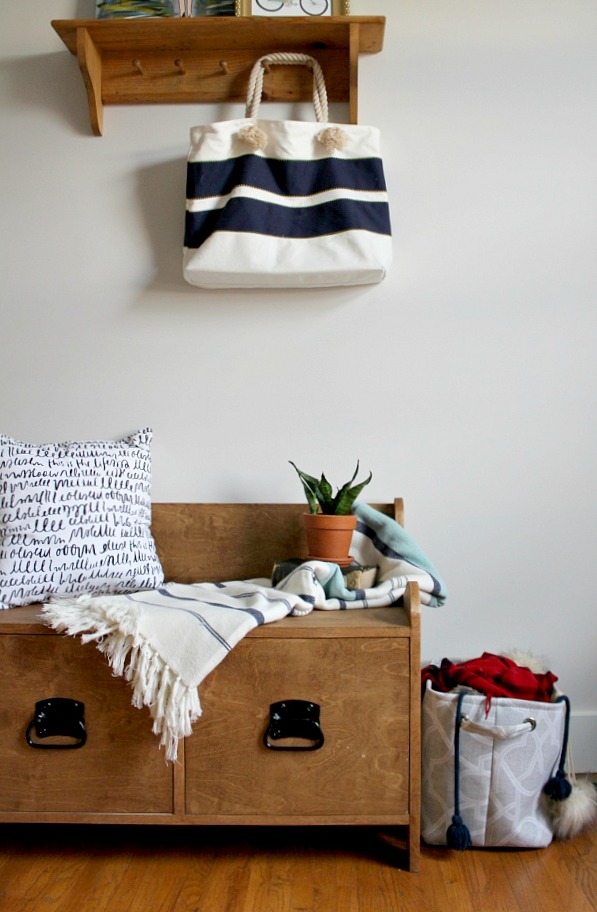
[183,52,392,288]
[421,681,567,848]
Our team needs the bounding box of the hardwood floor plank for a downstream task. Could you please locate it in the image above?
[0,836,84,912]
[53,856,132,912]
[0,821,595,912]
[239,830,322,912]
[107,842,207,912]
[413,846,452,911]
[518,840,595,912]
[0,827,130,912]
[288,847,317,912]
[333,842,365,912]
[457,847,528,912]
[495,849,551,912]
[555,823,597,910]
[171,831,262,912]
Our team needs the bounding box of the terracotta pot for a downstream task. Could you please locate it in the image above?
[303,512,357,567]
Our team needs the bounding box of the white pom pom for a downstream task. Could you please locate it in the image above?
[238,125,268,151]
[550,779,597,840]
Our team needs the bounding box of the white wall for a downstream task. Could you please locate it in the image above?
[1,1,595,769]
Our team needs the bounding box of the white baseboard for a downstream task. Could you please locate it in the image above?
[570,711,597,774]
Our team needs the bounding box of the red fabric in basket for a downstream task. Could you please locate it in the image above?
[421,652,558,708]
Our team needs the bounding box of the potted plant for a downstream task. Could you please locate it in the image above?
[289,461,372,566]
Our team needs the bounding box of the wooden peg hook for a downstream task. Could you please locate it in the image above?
[219,60,229,75]
[175,59,186,75]
[132,59,144,76]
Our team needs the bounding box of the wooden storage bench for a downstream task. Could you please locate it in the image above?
[0,501,421,871]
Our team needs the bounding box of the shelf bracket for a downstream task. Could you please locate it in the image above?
[348,21,360,125]
[76,27,103,136]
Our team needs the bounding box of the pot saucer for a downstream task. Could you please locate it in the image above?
[307,555,355,568]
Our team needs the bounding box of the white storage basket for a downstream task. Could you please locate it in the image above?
[421,680,567,848]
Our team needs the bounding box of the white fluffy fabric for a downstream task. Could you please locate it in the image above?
[502,648,551,674]
[549,779,597,840]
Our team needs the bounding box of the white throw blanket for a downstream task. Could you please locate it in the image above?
[43,503,446,760]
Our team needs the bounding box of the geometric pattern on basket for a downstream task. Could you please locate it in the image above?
[421,683,566,847]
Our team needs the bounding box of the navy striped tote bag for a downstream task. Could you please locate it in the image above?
[183,53,392,288]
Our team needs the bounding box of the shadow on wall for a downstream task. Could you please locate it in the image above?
[136,157,188,295]
[1,52,90,135]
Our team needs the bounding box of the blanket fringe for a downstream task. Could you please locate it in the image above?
[43,596,201,762]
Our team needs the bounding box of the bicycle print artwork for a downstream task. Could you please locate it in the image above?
[253,0,331,15]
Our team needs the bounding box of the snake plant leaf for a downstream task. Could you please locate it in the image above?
[290,460,372,515]
[289,461,320,514]
[318,473,334,504]
[333,468,373,515]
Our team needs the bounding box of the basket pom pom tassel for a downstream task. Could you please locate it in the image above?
[446,814,472,850]
[446,692,472,850]
[544,768,572,801]
[544,695,597,838]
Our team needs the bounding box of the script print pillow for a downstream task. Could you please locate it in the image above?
[0,428,164,608]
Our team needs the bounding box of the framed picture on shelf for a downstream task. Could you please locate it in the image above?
[235,0,350,16]
[96,0,236,16]
[187,0,236,14]
[96,1,176,17]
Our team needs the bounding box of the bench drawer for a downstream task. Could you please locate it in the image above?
[185,636,410,820]
[0,635,173,815]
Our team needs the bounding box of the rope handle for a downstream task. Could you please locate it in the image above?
[460,715,537,741]
[245,53,329,123]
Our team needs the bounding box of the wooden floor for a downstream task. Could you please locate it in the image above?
[0,820,595,912]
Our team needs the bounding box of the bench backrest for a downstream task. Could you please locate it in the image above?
[151,500,403,583]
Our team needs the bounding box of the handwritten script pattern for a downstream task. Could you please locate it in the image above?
[0,429,164,608]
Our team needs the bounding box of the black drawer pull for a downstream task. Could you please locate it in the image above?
[26,698,87,750]
[263,700,324,751]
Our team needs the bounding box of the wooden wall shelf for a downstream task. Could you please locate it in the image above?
[51,16,385,136]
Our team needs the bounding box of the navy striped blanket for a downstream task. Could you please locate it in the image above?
[43,504,446,760]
